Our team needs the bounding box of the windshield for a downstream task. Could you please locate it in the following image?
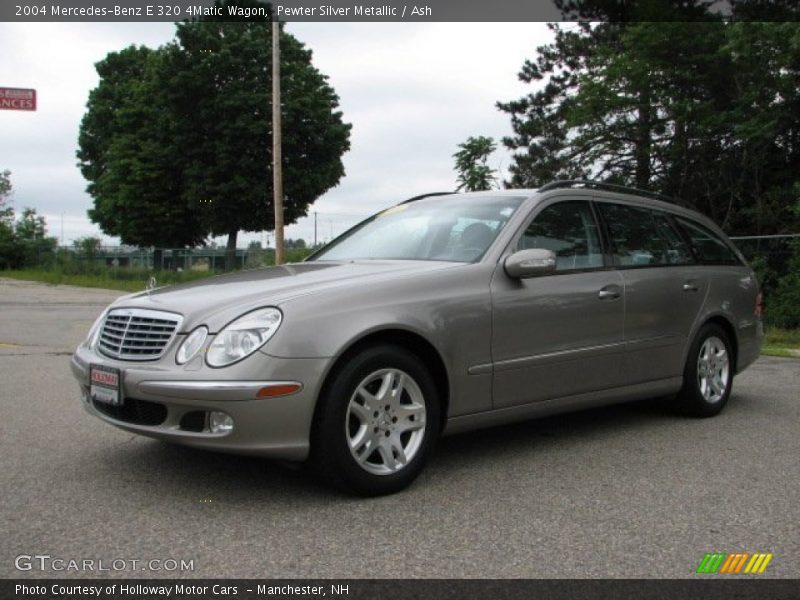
[310,195,526,262]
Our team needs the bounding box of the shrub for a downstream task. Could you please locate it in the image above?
[766,241,800,329]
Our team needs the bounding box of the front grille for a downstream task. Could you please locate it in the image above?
[92,397,168,426]
[98,308,182,361]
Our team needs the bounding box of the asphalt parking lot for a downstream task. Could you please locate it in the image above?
[1,277,798,579]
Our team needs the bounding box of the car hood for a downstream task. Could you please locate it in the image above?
[110,260,462,332]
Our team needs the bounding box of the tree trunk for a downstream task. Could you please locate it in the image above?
[635,86,652,189]
[225,230,238,272]
[668,118,686,198]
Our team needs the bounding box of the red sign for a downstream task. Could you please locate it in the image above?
[0,87,36,111]
[90,369,118,387]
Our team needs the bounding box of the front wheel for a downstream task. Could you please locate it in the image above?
[310,344,440,496]
[676,323,734,417]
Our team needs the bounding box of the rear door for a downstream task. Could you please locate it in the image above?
[490,199,626,408]
[596,201,705,384]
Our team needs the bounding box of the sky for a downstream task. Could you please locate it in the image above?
[0,21,551,247]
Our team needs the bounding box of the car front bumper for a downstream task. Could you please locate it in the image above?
[70,345,330,461]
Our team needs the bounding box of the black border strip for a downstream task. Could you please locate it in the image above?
[4,579,800,600]
[3,0,800,23]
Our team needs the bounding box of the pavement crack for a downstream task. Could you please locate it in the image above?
[1,351,73,357]
[114,435,138,447]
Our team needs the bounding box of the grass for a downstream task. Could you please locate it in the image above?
[762,327,800,358]
[0,268,218,292]
[0,250,315,292]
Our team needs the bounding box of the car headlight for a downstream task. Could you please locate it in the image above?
[206,307,282,367]
[176,326,208,365]
[81,310,107,350]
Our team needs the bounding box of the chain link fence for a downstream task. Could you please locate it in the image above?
[730,234,799,289]
[731,234,800,329]
[730,234,799,269]
[8,233,799,317]
[16,233,800,274]
[30,244,317,272]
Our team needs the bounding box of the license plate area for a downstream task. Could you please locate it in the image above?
[90,364,122,406]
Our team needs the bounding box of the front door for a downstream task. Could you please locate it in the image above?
[491,199,626,408]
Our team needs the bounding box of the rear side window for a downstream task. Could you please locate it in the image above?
[652,213,695,264]
[676,217,741,265]
[599,203,693,266]
[518,200,604,271]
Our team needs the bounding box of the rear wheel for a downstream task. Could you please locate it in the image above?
[311,344,440,496]
[677,323,734,417]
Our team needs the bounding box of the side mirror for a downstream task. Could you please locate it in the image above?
[504,248,557,279]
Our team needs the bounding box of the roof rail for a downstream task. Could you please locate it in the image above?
[401,191,455,204]
[538,179,693,208]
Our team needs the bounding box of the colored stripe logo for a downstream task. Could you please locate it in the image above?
[697,552,773,574]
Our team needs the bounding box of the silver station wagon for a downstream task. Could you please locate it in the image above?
[71,181,764,495]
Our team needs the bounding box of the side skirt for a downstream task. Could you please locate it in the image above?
[443,377,683,436]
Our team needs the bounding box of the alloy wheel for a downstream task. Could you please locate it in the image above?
[696,336,730,404]
[345,368,426,475]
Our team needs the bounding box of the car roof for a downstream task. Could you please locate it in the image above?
[421,186,725,237]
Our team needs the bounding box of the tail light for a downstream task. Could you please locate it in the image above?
[755,292,764,318]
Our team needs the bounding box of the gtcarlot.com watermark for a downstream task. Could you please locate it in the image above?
[15,554,194,572]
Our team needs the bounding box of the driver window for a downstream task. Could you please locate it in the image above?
[517,201,604,271]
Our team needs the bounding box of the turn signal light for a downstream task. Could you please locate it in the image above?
[256,383,302,398]
[755,292,764,318]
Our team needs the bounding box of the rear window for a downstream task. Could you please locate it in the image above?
[675,217,741,265]
[598,203,694,267]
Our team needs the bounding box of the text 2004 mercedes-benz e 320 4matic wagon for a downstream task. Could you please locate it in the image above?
[71,181,763,495]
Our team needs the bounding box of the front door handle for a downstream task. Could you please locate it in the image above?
[683,282,699,292]
[598,285,621,300]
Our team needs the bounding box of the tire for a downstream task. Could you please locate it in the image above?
[310,344,441,496]
[676,323,734,417]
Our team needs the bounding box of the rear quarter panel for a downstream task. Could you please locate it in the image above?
[686,265,763,373]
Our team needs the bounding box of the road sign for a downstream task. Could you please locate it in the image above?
[0,87,36,111]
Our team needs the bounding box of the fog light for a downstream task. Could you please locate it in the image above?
[209,411,234,434]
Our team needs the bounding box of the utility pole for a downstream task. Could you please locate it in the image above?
[272,18,285,265]
[313,211,318,247]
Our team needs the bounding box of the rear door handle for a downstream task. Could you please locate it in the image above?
[598,285,621,300]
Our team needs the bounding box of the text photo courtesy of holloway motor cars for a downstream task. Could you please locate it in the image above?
[1,1,799,598]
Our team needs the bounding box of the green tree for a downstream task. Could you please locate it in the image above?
[0,170,13,233]
[719,21,800,235]
[497,22,600,187]
[768,240,800,329]
[171,0,351,269]
[73,236,103,259]
[499,18,732,191]
[245,239,266,268]
[499,12,800,237]
[453,136,498,192]
[77,45,207,258]
[13,208,57,268]
[77,0,351,271]
[0,170,15,268]
[285,238,306,249]
[15,208,47,241]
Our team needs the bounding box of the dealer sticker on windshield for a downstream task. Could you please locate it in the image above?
[90,364,122,406]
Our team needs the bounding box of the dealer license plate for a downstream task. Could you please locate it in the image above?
[89,364,122,406]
